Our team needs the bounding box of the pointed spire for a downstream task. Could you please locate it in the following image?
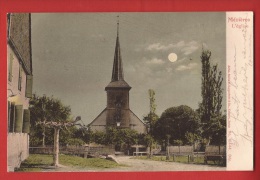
[117,15,119,37]
[111,16,124,81]
[105,16,131,90]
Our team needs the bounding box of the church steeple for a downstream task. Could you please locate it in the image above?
[106,18,131,90]
[111,19,124,81]
[89,16,145,134]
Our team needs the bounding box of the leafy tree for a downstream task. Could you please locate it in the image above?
[143,89,159,157]
[206,114,226,145]
[65,138,86,146]
[30,94,72,146]
[73,126,92,144]
[91,128,139,152]
[29,94,86,167]
[199,50,225,145]
[153,105,200,145]
[185,132,201,146]
[173,139,183,146]
[91,131,107,145]
[143,89,159,132]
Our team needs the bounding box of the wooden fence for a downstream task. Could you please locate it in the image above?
[168,145,194,163]
[29,145,115,158]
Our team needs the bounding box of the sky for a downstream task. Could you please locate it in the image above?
[31,12,226,125]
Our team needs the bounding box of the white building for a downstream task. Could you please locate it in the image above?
[7,13,33,171]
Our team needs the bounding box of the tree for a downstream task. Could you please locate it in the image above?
[91,127,139,152]
[30,94,86,167]
[91,130,107,145]
[199,50,225,145]
[144,89,159,130]
[30,94,72,146]
[153,105,200,145]
[73,126,92,144]
[143,89,159,157]
[206,114,226,145]
[37,116,83,167]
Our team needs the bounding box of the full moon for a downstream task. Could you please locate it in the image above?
[168,53,178,62]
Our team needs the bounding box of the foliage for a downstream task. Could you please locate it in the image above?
[207,114,226,145]
[143,113,159,133]
[199,50,223,122]
[153,105,200,145]
[91,131,107,145]
[143,89,159,133]
[65,138,86,146]
[185,132,201,145]
[73,126,92,144]
[30,94,71,123]
[91,128,139,148]
[144,134,154,147]
[198,50,226,145]
[29,94,74,146]
[29,94,88,167]
[143,89,159,156]
[173,139,183,146]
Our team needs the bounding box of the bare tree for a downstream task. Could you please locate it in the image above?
[37,116,85,167]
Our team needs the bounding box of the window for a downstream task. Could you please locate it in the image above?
[18,63,22,91]
[8,53,13,82]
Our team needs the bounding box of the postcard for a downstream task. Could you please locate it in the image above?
[7,12,253,172]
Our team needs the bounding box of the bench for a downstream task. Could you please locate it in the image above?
[133,152,148,156]
[204,145,226,165]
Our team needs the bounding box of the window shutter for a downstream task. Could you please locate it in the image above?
[9,102,15,132]
[14,105,23,133]
[25,75,33,98]
[22,109,30,133]
[8,53,13,82]
[18,63,22,91]
[8,101,10,131]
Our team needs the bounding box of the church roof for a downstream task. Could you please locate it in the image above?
[105,20,131,90]
[105,80,131,89]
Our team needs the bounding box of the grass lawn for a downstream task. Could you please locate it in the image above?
[132,155,224,166]
[16,154,124,172]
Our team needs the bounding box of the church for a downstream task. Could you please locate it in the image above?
[89,22,146,134]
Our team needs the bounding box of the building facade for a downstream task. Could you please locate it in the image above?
[7,13,33,171]
[89,23,146,134]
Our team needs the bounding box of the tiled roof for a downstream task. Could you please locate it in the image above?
[8,13,32,75]
[105,80,131,90]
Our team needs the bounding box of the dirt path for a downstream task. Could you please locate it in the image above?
[43,156,226,172]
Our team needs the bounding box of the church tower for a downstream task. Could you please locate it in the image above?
[89,20,145,133]
[105,20,131,128]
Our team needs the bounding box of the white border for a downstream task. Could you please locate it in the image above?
[226,12,254,170]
